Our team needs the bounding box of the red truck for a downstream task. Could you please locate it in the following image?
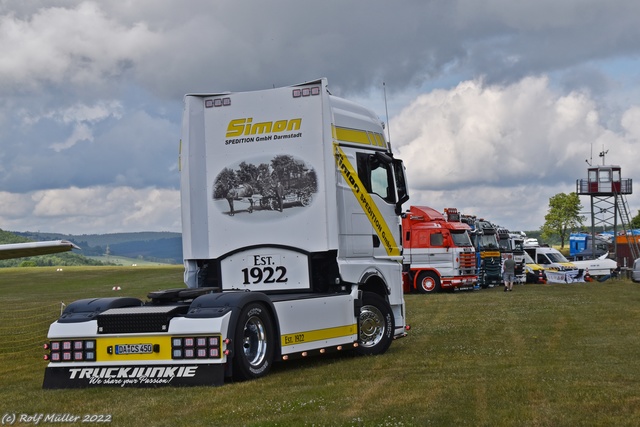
[402,206,477,293]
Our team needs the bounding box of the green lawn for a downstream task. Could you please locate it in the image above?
[1,266,639,426]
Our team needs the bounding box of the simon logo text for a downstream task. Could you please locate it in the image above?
[226,118,302,137]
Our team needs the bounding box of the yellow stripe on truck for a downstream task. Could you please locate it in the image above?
[333,126,388,149]
[281,324,357,347]
[334,143,400,257]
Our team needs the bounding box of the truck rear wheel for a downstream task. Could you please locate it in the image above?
[417,271,441,293]
[356,292,394,356]
[233,303,275,381]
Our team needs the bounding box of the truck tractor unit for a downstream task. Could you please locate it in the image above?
[42,78,410,388]
[402,206,477,293]
[508,232,527,283]
[463,217,502,288]
[497,228,526,284]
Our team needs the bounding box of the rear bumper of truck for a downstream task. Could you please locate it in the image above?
[43,363,224,388]
[42,294,236,389]
[442,275,477,290]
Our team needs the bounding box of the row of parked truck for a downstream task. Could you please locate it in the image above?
[401,205,621,293]
[402,205,531,293]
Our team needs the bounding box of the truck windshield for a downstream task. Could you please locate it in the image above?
[477,235,499,249]
[548,252,569,263]
[498,237,511,251]
[451,231,472,247]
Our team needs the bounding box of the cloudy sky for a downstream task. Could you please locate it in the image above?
[1,0,639,235]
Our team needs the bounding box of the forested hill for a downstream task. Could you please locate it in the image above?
[3,230,183,265]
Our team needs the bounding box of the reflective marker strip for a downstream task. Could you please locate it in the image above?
[281,324,357,347]
[333,143,400,257]
[481,251,501,258]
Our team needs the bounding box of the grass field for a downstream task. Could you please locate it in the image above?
[1,266,639,426]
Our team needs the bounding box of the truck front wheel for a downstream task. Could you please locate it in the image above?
[356,292,394,356]
[233,303,275,381]
[417,271,441,293]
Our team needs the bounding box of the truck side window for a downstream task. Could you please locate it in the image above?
[356,152,394,203]
[430,232,444,247]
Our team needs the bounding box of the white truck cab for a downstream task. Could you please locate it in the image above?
[43,78,410,388]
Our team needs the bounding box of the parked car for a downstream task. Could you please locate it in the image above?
[632,258,640,283]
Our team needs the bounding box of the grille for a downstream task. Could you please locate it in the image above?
[97,306,187,334]
[459,253,476,268]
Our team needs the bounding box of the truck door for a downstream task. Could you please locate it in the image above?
[335,146,403,260]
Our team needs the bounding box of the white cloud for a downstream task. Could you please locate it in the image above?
[1,1,640,235]
[0,2,160,92]
[0,191,34,218]
[621,106,640,142]
[49,123,93,152]
[0,186,181,234]
[42,101,123,151]
[394,76,640,230]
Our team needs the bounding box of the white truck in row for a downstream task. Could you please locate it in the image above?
[43,78,410,388]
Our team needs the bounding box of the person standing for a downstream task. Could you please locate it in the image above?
[503,254,516,292]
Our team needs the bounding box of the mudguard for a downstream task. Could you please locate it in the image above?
[187,291,282,361]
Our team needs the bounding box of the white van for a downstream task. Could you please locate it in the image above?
[632,258,640,283]
[524,247,575,271]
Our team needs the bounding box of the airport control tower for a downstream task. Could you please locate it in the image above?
[576,153,638,267]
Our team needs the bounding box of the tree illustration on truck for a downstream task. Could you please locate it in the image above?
[213,154,318,216]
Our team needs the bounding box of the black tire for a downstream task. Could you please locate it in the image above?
[356,292,394,356]
[479,267,488,289]
[416,271,441,294]
[233,303,275,381]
